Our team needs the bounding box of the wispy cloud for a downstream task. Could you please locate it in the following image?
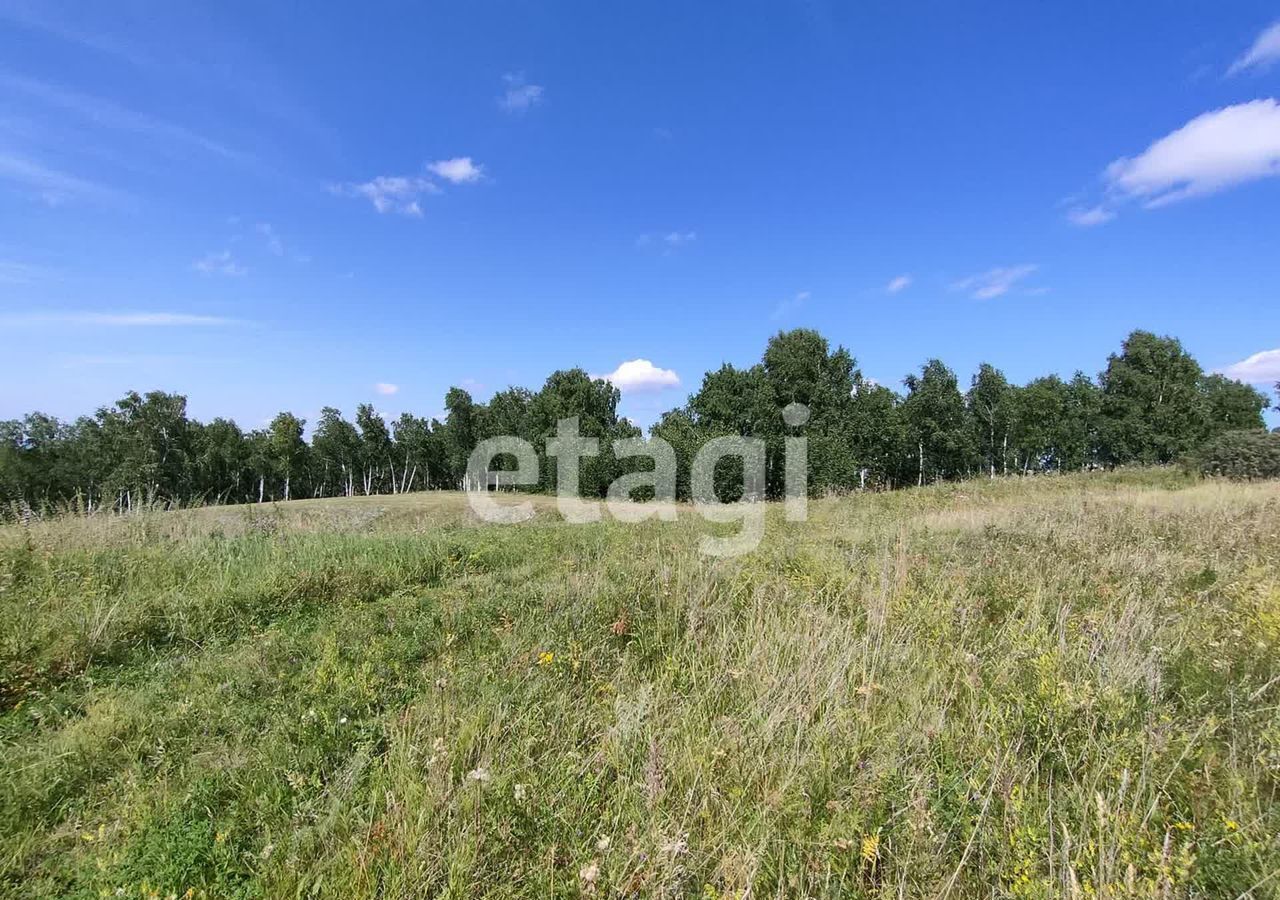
[1221,348,1280,384]
[952,264,1038,300]
[0,4,150,67]
[331,158,485,216]
[886,274,912,294]
[330,175,438,216]
[374,382,400,396]
[1102,100,1280,209]
[0,71,251,164]
[0,259,52,284]
[427,157,483,184]
[0,151,119,205]
[193,250,247,276]
[1228,21,1280,76]
[772,290,810,319]
[594,359,681,392]
[0,4,332,151]
[1066,205,1115,227]
[255,223,284,256]
[637,231,697,253]
[58,353,185,368]
[0,311,242,327]
[499,73,544,114]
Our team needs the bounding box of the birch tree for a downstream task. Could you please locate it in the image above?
[268,412,308,501]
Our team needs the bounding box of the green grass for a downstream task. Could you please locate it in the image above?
[2,470,1279,898]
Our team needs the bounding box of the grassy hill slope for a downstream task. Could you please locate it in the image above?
[2,471,1279,897]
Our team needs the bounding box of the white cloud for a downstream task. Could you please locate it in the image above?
[59,354,183,367]
[595,359,681,392]
[0,4,332,150]
[772,290,810,319]
[952,264,1038,300]
[0,72,250,164]
[0,259,50,284]
[886,274,912,294]
[0,151,119,205]
[427,157,483,184]
[331,159,483,215]
[331,175,439,216]
[1066,205,1115,227]
[1228,22,1280,76]
[193,250,247,276]
[0,5,151,67]
[637,230,697,252]
[255,223,284,256]
[499,73,544,113]
[1103,100,1280,208]
[374,382,400,395]
[0,311,240,327]
[1221,348,1280,384]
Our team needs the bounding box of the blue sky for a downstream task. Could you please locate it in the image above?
[2,1,1279,430]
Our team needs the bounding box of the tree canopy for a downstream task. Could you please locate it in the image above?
[0,329,1271,514]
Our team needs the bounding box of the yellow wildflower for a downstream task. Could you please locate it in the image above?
[861,832,880,865]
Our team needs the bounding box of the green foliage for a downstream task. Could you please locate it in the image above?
[267,412,307,501]
[903,359,972,483]
[1097,331,1265,466]
[1099,331,1207,464]
[966,363,1014,477]
[526,368,638,496]
[1202,373,1270,431]
[1190,429,1280,479]
[0,329,1273,515]
[311,406,363,498]
[656,329,913,497]
[441,387,478,487]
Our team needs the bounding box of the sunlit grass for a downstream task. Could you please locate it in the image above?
[2,470,1278,897]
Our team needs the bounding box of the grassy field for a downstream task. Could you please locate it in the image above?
[2,471,1279,898]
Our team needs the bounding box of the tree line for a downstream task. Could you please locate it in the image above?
[1,329,1273,515]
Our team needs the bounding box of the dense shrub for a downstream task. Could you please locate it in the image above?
[1191,429,1280,479]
